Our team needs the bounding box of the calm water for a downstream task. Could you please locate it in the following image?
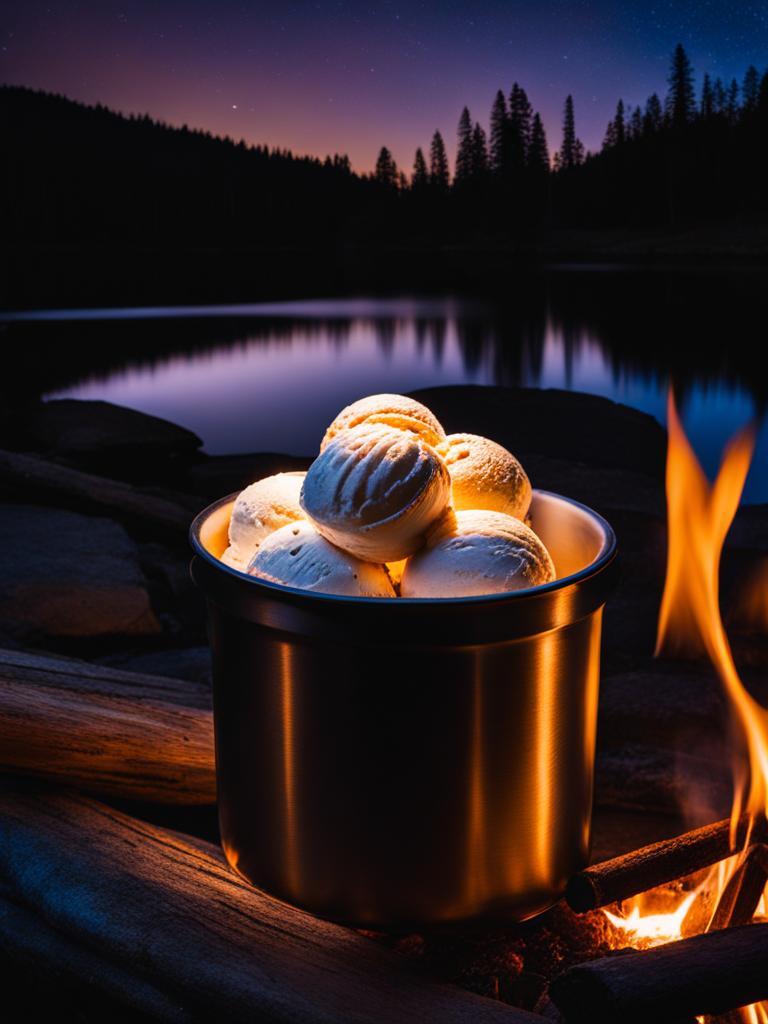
[4,277,767,502]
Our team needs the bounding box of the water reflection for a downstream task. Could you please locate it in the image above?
[2,271,766,501]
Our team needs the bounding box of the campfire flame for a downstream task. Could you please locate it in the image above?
[605,390,767,1021]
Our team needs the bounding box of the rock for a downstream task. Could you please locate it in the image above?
[0,505,160,640]
[98,647,212,687]
[595,743,731,818]
[408,385,667,479]
[137,541,206,637]
[8,400,202,479]
[185,452,311,502]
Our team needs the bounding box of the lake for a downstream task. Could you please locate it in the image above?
[3,269,767,502]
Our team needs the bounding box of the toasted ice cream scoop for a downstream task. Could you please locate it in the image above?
[400,509,555,598]
[437,433,531,520]
[301,423,451,562]
[248,520,395,597]
[221,471,306,570]
[321,393,445,451]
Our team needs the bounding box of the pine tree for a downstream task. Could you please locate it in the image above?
[743,65,760,112]
[489,89,509,175]
[429,130,450,189]
[412,147,428,189]
[374,146,398,189]
[713,77,727,114]
[726,78,740,122]
[700,74,714,119]
[509,83,532,169]
[471,122,489,177]
[528,112,550,172]
[604,99,626,148]
[558,95,583,169]
[455,106,474,184]
[603,117,617,149]
[759,70,768,119]
[668,43,696,128]
[644,93,663,134]
[629,105,643,138]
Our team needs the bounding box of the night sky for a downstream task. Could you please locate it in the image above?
[3,1,768,171]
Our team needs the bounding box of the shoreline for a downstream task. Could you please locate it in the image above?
[3,230,768,312]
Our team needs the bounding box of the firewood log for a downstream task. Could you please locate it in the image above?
[549,923,768,1023]
[566,816,760,912]
[0,649,214,804]
[0,883,192,1022]
[0,785,539,1024]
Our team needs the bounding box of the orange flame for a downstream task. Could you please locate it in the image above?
[606,391,767,1020]
[656,392,765,831]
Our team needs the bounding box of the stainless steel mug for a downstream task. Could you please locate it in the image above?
[191,490,617,927]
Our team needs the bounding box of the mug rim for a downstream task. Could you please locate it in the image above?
[189,488,617,608]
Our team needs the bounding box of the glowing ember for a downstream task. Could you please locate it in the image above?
[602,390,767,1022]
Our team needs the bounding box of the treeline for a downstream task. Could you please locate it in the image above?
[374,44,768,228]
[2,42,768,259]
[0,85,370,247]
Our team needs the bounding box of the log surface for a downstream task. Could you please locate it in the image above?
[549,923,768,1024]
[566,816,757,912]
[0,785,539,1024]
[0,649,215,804]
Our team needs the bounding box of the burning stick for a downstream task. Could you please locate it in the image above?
[708,844,768,931]
[566,816,761,913]
[548,923,768,1024]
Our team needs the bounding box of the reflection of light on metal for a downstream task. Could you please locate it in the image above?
[466,658,487,905]
[279,642,301,895]
[534,630,557,882]
[604,391,767,1023]
[582,611,602,851]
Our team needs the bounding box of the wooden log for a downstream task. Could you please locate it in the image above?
[0,785,539,1024]
[708,844,768,931]
[0,884,192,1022]
[0,648,215,804]
[0,447,198,536]
[566,816,760,912]
[548,923,768,1024]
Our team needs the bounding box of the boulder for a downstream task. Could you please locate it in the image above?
[9,400,202,479]
[0,505,159,640]
[409,385,667,479]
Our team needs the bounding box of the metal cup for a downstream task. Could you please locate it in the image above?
[191,490,617,927]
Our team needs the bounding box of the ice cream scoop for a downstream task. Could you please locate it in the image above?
[437,433,531,520]
[321,393,445,451]
[248,520,395,597]
[221,471,306,570]
[400,509,555,598]
[301,422,451,562]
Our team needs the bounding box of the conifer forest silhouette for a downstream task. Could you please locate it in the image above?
[3,43,768,309]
